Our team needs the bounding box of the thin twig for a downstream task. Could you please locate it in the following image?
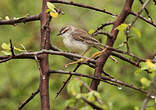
[49,70,148,94]
[81,97,104,110]
[17,88,40,110]
[55,64,81,98]
[92,22,114,36]
[139,0,153,22]
[130,11,156,27]
[10,40,15,56]
[93,31,113,38]
[111,52,140,67]
[50,0,117,16]
[0,14,40,25]
[124,31,130,53]
[128,0,152,31]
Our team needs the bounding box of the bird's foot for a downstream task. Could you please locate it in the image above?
[64,58,85,68]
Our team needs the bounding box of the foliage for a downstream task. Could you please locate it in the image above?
[0,0,156,110]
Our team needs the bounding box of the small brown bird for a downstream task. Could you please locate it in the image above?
[57,25,103,55]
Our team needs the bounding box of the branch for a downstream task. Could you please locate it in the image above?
[111,52,140,67]
[130,11,156,27]
[50,0,117,16]
[139,0,153,22]
[40,0,51,109]
[93,31,113,38]
[128,0,151,31]
[17,88,40,110]
[49,70,148,94]
[92,22,114,36]
[90,0,134,90]
[10,40,15,56]
[0,14,40,25]
[55,64,81,98]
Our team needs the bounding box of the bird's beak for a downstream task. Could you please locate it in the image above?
[57,33,61,36]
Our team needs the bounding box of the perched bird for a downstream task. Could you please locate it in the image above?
[57,25,103,55]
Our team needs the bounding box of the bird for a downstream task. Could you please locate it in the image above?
[57,25,103,55]
[57,25,117,67]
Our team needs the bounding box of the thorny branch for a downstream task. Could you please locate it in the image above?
[17,88,40,110]
[49,70,148,95]
[90,0,134,90]
[0,14,40,25]
[139,0,153,22]
[0,0,155,109]
[128,0,152,31]
[50,0,117,16]
[55,64,81,98]
[0,47,155,66]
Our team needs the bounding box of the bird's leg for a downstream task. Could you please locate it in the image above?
[64,47,91,67]
[84,48,107,62]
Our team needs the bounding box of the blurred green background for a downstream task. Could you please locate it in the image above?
[0,0,156,110]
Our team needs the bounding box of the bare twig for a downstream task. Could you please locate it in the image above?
[111,52,140,67]
[130,11,156,27]
[50,0,117,16]
[92,22,114,36]
[128,0,152,31]
[10,40,15,56]
[49,70,148,94]
[139,0,153,22]
[17,88,40,110]
[90,0,134,90]
[124,30,130,53]
[0,14,40,25]
[0,48,155,65]
[93,31,113,38]
[55,64,81,98]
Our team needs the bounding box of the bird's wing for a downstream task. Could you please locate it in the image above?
[71,29,99,46]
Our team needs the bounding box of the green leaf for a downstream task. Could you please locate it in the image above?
[87,93,95,102]
[50,12,58,18]
[92,91,101,99]
[65,99,75,107]
[1,43,10,50]
[134,106,139,110]
[116,23,128,31]
[14,47,25,52]
[132,27,141,38]
[88,29,95,35]
[146,107,155,110]
[67,79,81,96]
[1,50,11,55]
[46,9,51,13]
[79,106,93,110]
[140,60,156,72]
[20,44,27,51]
[140,62,148,70]
[140,77,151,87]
[76,93,82,99]
[47,2,56,12]
[134,69,142,76]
